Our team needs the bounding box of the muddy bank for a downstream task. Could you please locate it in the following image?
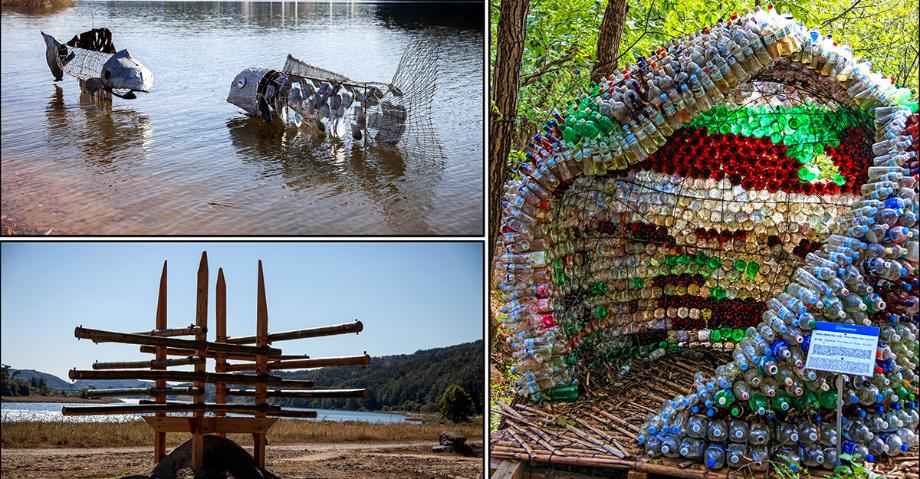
[0,442,483,479]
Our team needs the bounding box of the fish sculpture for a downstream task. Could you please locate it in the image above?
[227,38,438,147]
[41,28,153,99]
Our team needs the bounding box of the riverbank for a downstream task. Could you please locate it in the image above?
[0,441,484,479]
[1,419,482,448]
[1,396,120,404]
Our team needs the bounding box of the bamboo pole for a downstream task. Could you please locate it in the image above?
[75,327,281,356]
[154,260,167,464]
[215,267,228,438]
[226,388,369,399]
[69,369,281,385]
[267,409,318,419]
[253,260,268,468]
[221,353,371,372]
[92,357,203,370]
[61,403,280,416]
[132,325,205,337]
[226,320,363,344]
[82,387,202,397]
[192,252,208,470]
[138,345,292,360]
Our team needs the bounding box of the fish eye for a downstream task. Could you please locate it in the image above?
[104,70,111,79]
[237,77,246,88]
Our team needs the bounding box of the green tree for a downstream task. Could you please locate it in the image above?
[438,384,477,423]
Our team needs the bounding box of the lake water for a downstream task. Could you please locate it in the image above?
[1,401,413,423]
[0,0,483,235]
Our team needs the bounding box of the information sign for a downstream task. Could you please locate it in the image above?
[804,322,879,377]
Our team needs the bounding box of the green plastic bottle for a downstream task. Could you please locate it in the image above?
[818,389,838,410]
[772,391,792,413]
[714,389,735,408]
[549,385,578,402]
[748,393,769,415]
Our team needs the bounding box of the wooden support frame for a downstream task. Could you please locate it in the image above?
[63,250,371,473]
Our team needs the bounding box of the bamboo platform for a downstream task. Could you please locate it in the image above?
[490,350,918,479]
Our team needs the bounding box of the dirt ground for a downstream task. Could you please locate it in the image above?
[0,442,484,479]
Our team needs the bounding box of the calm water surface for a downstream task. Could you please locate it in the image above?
[1,1,483,235]
[1,401,414,423]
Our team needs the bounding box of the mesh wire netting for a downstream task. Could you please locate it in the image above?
[61,45,112,81]
[280,35,445,163]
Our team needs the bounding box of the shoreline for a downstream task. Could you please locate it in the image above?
[1,396,122,404]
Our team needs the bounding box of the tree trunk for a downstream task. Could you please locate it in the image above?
[489,0,530,339]
[592,0,628,82]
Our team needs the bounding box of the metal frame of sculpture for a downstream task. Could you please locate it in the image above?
[63,252,370,469]
[226,36,444,161]
[41,28,154,100]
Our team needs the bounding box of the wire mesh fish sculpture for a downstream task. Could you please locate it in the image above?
[41,28,153,100]
[227,36,442,157]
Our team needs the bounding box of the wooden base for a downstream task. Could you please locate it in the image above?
[143,417,278,468]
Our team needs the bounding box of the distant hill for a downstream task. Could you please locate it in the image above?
[8,369,76,391]
[273,340,484,412]
[4,340,484,412]
[5,369,155,392]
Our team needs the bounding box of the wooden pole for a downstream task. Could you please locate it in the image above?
[154,260,167,464]
[92,357,203,370]
[215,268,227,438]
[266,409,318,419]
[75,327,281,356]
[139,345,291,360]
[225,320,363,344]
[68,369,281,385]
[221,353,371,372]
[82,386,202,397]
[253,260,268,467]
[192,251,208,470]
[132,325,205,337]
[62,403,280,416]
[226,388,369,399]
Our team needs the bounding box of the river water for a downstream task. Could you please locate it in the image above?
[1,401,414,423]
[0,1,483,235]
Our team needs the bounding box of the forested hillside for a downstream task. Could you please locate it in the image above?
[274,340,484,412]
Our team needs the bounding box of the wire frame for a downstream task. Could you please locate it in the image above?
[62,45,111,81]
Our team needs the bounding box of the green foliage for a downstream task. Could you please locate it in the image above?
[273,341,483,413]
[490,0,919,156]
[438,384,477,422]
[489,355,522,432]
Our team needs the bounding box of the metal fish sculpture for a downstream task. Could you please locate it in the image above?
[227,38,439,148]
[41,28,153,99]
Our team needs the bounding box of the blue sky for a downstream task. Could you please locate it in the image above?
[1,242,483,381]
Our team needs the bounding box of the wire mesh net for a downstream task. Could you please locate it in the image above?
[279,34,445,163]
[61,45,112,81]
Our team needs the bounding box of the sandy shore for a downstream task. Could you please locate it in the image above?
[0,442,483,478]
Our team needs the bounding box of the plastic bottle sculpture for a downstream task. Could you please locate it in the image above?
[496,5,919,467]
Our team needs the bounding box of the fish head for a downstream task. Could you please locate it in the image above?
[100,49,153,93]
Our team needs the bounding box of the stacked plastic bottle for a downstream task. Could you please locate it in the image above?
[496,4,920,459]
[639,107,918,468]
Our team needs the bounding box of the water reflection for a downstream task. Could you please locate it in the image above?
[2,0,482,235]
[45,85,152,171]
[226,116,439,233]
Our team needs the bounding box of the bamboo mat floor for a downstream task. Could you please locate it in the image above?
[491,349,919,478]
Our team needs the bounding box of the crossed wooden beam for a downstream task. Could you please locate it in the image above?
[62,251,370,468]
